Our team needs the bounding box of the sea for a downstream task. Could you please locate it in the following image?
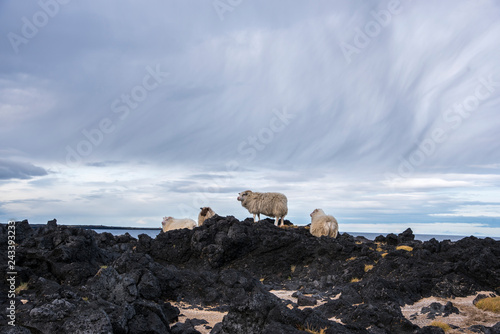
[91,228,500,242]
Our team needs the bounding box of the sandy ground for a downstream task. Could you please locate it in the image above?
[269,289,331,309]
[169,290,330,333]
[170,291,498,333]
[401,291,500,333]
[171,302,227,334]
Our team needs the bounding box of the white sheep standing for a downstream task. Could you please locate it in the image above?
[237,190,288,226]
[309,209,338,238]
[198,207,216,226]
[161,216,197,232]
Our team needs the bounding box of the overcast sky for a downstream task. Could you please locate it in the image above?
[1,0,500,237]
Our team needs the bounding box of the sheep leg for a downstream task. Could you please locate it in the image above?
[274,217,279,226]
[253,213,260,223]
[280,216,284,227]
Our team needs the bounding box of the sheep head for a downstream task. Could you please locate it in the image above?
[237,190,253,202]
[200,207,212,216]
[310,209,325,217]
[162,216,173,225]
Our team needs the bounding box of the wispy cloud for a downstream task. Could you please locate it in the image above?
[430,205,500,218]
[1,1,500,235]
[383,178,473,190]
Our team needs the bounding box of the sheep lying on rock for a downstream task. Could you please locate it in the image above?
[309,209,338,238]
[198,207,216,226]
[161,216,196,232]
[237,190,288,226]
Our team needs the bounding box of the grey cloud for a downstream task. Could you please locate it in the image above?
[85,161,124,168]
[158,180,200,193]
[79,194,105,201]
[0,160,47,180]
[3,198,62,207]
[2,0,499,174]
[216,186,250,194]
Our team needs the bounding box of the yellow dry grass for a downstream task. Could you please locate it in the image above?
[297,324,328,334]
[430,320,451,332]
[15,282,28,294]
[401,292,500,331]
[364,264,374,272]
[396,245,413,252]
[475,297,500,313]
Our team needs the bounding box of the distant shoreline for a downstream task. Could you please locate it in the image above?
[21,224,162,231]
[2,222,499,241]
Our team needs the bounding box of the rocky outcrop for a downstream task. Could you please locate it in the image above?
[420,301,460,319]
[1,217,499,333]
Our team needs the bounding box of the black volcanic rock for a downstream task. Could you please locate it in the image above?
[466,324,500,333]
[47,218,57,230]
[398,228,415,243]
[297,294,317,306]
[15,219,35,243]
[421,301,460,319]
[2,217,500,333]
[385,233,399,245]
[171,318,206,334]
[143,216,368,286]
[214,292,352,334]
[415,326,446,334]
